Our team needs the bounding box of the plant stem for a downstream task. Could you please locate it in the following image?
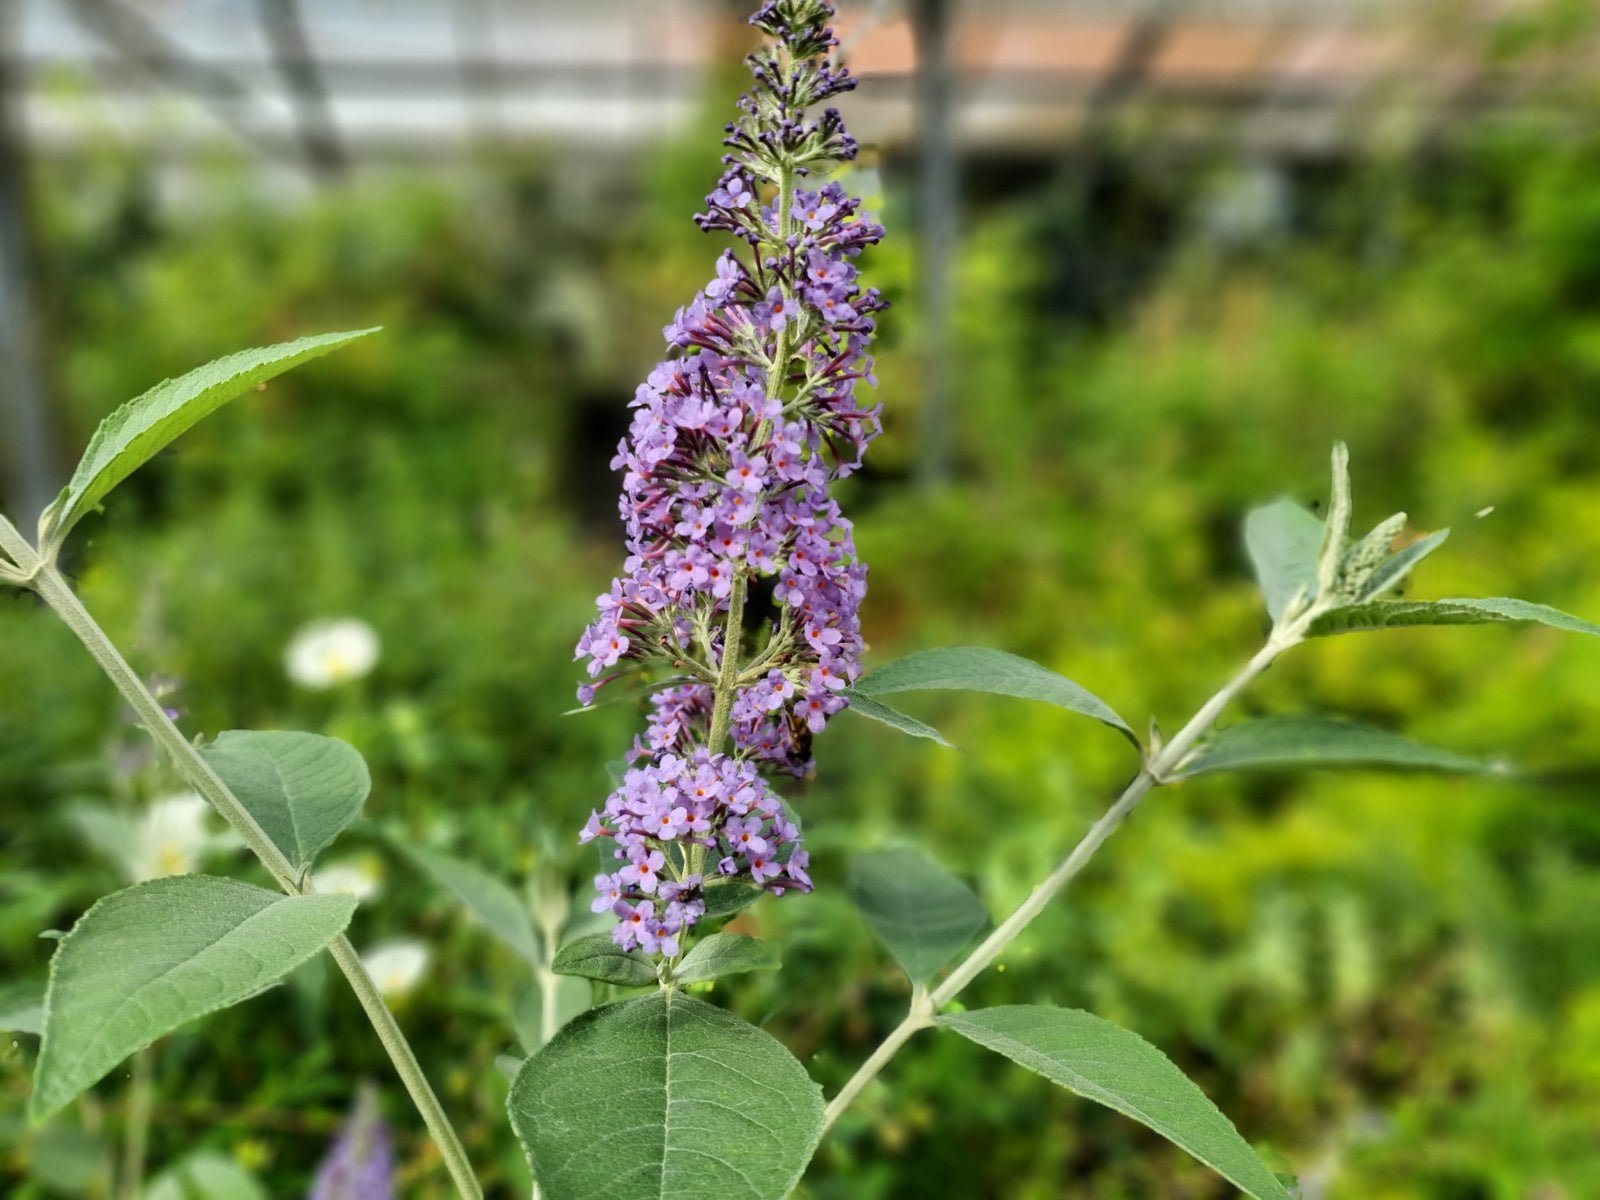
[322,939,479,1196]
[78,1092,113,1199]
[0,517,483,1199]
[751,158,794,448]
[930,636,1285,1007]
[706,571,748,753]
[822,988,934,1128]
[819,624,1305,1134]
[528,973,556,1197]
[117,1046,153,1200]
[538,968,559,1048]
[701,160,796,755]
[534,908,563,1049]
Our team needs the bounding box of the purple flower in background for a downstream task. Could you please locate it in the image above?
[310,1087,394,1200]
[576,0,883,955]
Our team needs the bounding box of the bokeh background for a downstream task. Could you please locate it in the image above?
[4,0,1600,1196]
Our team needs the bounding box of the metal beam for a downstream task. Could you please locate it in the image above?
[256,0,347,178]
[65,0,284,161]
[453,0,506,143]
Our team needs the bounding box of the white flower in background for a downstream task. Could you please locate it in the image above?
[312,857,384,902]
[70,792,227,883]
[361,940,429,998]
[131,792,213,882]
[285,618,381,690]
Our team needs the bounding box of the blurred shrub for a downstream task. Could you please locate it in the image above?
[6,20,1600,1193]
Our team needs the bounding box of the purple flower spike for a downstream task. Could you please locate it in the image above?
[576,0,881,955]
[310,1087,394,1200]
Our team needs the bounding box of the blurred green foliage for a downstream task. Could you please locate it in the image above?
[6,21,1600,1198]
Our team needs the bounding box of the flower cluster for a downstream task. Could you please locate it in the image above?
[583,751,810,955]
[576,0,880,955]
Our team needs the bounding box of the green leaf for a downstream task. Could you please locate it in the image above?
[674,934,780,984]
[940,1006,1291,1200]
[1316,443,1353,596]
[1358,528,1449,601]
[144,1152,268,1200]
[854,646,1134,746]
[201,731,370,875]
[1332,511,1406,600]
[0,980,45,1035]
[1181,716,1488,777]
[849,847,988,985]
[841,691,955,748]
[1245,498,1324,622]
[699,882,766,919]
[31,876,355,1121]
[507,993,824,1200]
[1310,596,1600,639]
[39,329,379,549]
[551,934,658,987]
[400,844,541,965]
[513,975,593,1050]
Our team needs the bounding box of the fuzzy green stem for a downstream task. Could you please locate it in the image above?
[774,163,795,309]
[706,572,749,754]
[752,159,795,448]
[537,968,559,1048]
[534,905,565,1049]
[530,913,564,1200]
[0,515,482,1199]
[701,155,794,754]
[819,622,1308,1135]
[321,939,479,1197]
[77,1091,114,1199]
[821,987,934,1128]
[117,1046,153,1200]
